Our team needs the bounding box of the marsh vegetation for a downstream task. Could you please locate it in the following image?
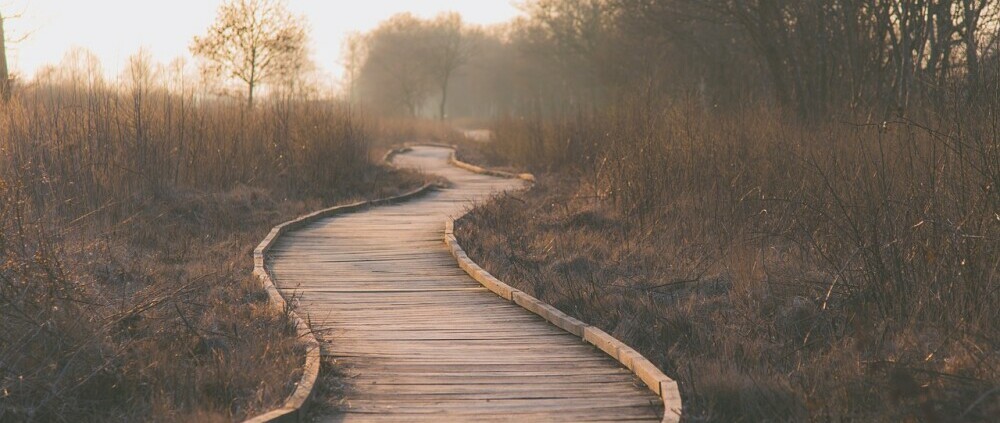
[2,0,998,421]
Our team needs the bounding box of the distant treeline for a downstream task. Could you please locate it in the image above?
[351,0,1000,119]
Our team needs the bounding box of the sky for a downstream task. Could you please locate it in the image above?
[2,0,522,82]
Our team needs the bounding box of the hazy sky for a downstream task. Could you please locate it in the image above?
[3,0,522,81]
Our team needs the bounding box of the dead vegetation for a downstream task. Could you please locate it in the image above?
[0,79,424,421]
[3,0,999,421]
[448,2,1000,419]
[456,96,999,421]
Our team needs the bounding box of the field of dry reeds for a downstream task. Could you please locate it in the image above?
[456,92,999,421]
[0,78,424,421]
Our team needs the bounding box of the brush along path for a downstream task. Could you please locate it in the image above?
[267,146,663,422]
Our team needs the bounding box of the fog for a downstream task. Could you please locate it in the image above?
[2,0,520,79]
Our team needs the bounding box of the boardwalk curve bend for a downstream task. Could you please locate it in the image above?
[265,145,674,422]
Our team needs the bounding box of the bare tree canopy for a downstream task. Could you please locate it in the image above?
[341,32,366,104]
[384,0,999,119]
[427,13,475,120]
[357,13,435,116]
[191,0,307,106]
[354,13,476,118]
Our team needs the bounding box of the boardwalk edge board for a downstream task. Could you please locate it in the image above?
[247,142,682,422]
[383,141,454,163]
[444,155,683,423]
[244,177,437,423]
[447,151,536,182]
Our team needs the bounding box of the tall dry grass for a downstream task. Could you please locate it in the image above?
[457,90,998,421]
[4,81,376,217]
[0,78,424,421]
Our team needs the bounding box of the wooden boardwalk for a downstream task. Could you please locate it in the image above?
[268,146,663,422]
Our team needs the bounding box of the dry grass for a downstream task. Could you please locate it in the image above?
[0,80,424,421]
[456,95,999,421]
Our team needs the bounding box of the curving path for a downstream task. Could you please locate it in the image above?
[268,146,663,422]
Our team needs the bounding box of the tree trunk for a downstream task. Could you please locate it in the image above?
[439,80,449,121]
[0,12,10,103]
[248,80,255,108]
[760,42,792,108]
[962,0,982,90]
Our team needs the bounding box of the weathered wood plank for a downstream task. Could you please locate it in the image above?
[268,146,662,421]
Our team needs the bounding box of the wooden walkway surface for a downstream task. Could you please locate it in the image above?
[268,146,663,422]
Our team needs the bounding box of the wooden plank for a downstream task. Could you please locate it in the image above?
[267,146,663,422]
[329,407,661,423]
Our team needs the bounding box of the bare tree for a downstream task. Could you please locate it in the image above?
[358,13,435,116]
[521,0,620,104]
[59,47,105,92]
[959,0,997,89]
[354,13,480,117]
[427,13,474,120]
[342,32,366,104]
[191,0,307,107]
[122,49,163,191]
[0,10,10,102]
